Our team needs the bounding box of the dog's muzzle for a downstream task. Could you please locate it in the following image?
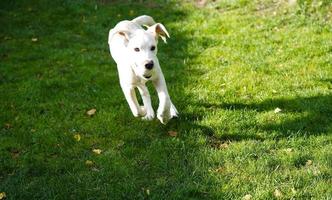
[143,74,152,79]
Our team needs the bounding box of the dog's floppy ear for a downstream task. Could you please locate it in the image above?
[108,29,131,45]
[148,23,170,44]
[117,31,131,42]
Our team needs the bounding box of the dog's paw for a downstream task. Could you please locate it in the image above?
[138,106,147,117]
[170,104,178,118]
[142,114,154,121]
[132,106,146,117]
[142,109,155,121]
[157,110,171,125]
[132,110,140,117]
[157,104,178,124]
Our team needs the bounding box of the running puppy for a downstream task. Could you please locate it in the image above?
[108,15,178,124]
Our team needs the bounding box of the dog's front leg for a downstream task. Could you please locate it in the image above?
[122,85,146,117]
[137,85,155,120]
[152,75,172,124]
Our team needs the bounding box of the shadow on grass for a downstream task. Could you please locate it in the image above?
[197,94,332,137]
[3,0,331,199]
[0,0,224,199]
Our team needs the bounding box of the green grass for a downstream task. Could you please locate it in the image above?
[1,0,332,199]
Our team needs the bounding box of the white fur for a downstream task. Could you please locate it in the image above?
[108,15,178,124]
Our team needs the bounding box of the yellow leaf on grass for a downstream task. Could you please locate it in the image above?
[85,160,93,166]
[274,189,283,198]
[0,192,6,200]
[86,108,96,116]
[242,194,252,200]
[219,143,229,149]
[285,148,293,153]
[306,160,313,166]
[288,0,297,6]
[274,107,282,113]
[92,149,102,155]
[74,134,81,142]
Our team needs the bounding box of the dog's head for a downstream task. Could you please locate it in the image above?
[116,23,169,80]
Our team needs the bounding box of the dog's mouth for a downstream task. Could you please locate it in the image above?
[143,75,152,79]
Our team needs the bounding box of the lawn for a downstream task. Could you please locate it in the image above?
[0,0,331,199]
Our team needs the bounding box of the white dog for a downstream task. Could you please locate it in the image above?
[108,15,178,124]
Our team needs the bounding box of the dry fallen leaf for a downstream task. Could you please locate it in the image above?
[74,134,81,142]
[306,160,313,166]
[274,107,282,113]
[4,123,11,129]
[243,194,252,200]
[219,143,229,149]
[288,0,297,6]
[312,167,321,176]
[10,149,20,159]
[285,148,293,153]
[92,149,102,155]
[85,160,94,166]
[31,38,38,42]
[168,131,177,137]
[274,189,283,198]
[0,192,6,200]
[196,0,208,8]
[211,166,225,173]
[86,108,96,116]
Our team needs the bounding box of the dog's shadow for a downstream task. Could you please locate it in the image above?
[195,94,332,138]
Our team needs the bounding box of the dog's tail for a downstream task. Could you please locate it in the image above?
[132,15,156,27]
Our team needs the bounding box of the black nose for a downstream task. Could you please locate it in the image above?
[145,61,154,70]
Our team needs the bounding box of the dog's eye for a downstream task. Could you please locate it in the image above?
[134,48,140,52]
[150,46,156,51]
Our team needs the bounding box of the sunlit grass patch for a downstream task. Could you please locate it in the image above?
[0,0,331,199]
